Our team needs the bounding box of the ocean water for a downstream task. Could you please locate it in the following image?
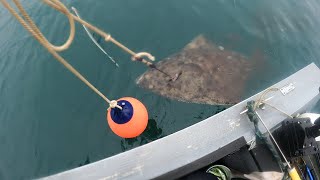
[0,0,320,179]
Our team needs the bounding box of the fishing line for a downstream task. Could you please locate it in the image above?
[71,7,119,67]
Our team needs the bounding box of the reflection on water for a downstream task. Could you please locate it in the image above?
[120,119,164,151]
[119,105,229,152]
[78,156,90,167]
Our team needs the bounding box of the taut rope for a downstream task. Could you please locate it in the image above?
[1,0,177,109]
[42,0,174,79]
[1,0,122,110]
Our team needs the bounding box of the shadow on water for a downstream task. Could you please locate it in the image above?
[77,118,166,167]
[120,105,229,152]
[77,118,165,167]
[120,119,164,151]
[78,156,91,167]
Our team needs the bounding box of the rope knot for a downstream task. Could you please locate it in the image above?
[132,52,155,62]
[109,100,118,109]
[108,100,122,110]
[104,34,111,42]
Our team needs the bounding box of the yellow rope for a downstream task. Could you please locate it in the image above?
[264,102,293,119]
[14,0,75,52]
[254,88,293,119]
[254,88,278,110]
[1,0,122,110]
[43,0,174,78]
[42,0,156,63]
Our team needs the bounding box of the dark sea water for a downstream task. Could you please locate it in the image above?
[0,0,320,179]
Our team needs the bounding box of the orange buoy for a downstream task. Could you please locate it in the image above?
[107,97,148,138]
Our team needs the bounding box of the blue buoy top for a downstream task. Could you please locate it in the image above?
[110,100,134,124]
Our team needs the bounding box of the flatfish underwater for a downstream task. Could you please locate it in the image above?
[136,35,254,105]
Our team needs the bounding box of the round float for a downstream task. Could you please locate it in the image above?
[107,97,148,138]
